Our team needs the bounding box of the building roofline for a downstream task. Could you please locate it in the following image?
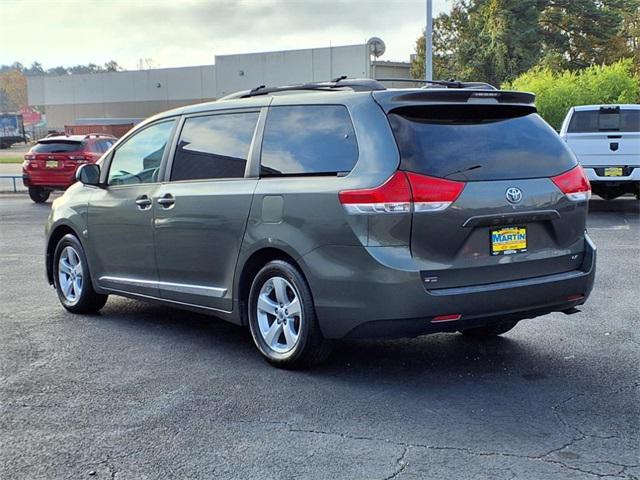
[214,43,367,59]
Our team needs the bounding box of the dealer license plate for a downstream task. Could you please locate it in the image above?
[491,226,527,256]
[604,167,623,177]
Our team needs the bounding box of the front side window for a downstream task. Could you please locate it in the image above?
[260,105,358,176]
[171,112,259,181]
[108,120,175,186]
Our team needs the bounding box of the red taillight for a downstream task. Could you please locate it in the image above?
[68,155,91,162]
[406,172,465,212]
[432,314,462,323]
[339,171,465,214]
[338,171,411,214]
[24,154,36,161]
[551,166,591,202]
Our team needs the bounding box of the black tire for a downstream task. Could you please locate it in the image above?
[247,260,332,369]
[53,234,108,314]
[460,320,518,338]
[28,186,50,203]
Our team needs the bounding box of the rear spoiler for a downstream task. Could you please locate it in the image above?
[372,89,536,113]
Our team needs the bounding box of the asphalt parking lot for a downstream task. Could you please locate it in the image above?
[1,193,638,480]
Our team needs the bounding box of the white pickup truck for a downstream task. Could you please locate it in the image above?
[560,104,640,200]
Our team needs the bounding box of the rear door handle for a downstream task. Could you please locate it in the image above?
[135,194,152,210]
[157,193,175,208]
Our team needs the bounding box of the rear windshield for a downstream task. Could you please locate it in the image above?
[388,106,576,181]
[568,108,640,133]
[32,141,84,153]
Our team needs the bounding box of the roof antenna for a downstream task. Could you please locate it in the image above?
[250,85,266,94]
[332,75,347,83]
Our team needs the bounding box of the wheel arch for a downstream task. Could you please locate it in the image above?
[235,247,307,326]
[46,223,84,286]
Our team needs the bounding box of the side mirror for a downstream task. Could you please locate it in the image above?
[76,163,101,186]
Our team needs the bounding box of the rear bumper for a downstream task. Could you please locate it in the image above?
[301,234,596,339]
[584,166,640,183]
[22,170,74,189]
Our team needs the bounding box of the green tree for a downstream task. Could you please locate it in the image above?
[539,0,637,69]
[46,66,69,76]
[23,62,44,76]
[1,61,126,77]
[411,0,639,84]
[504,59,640,129]
[411,7,466,80]
[104,60,122,72]
[68,63,104,74]
[412,0,542,85]
[0,69,28,110]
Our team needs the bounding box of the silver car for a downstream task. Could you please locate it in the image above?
[45,79,596,368]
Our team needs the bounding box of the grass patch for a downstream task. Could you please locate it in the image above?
[0,157,24,164]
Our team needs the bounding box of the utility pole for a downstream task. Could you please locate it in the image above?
[425,0,433,81]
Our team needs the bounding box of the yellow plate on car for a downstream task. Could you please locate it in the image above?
[45,160,59,168]
[604,167,623,177]
[491,226,527,256]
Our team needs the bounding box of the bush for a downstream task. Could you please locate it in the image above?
[503,59,640,130]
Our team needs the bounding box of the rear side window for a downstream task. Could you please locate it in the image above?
[94,139,114,153]
[388,106,576,181]
[32,141,84,153]
[260,105,358,176]
[88,141,103,153]
[171,112,258,181]
[568,108,640,133]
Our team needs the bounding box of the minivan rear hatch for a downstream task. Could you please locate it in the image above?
[381,94,589,289]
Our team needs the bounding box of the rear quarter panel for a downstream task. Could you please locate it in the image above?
[235,94,402,296]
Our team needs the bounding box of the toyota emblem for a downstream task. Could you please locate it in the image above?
[505,187,523,204]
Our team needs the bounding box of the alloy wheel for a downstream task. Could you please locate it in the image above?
[58,246,83,303]
[256,276,302,354]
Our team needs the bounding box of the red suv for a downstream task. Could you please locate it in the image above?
[22,134,116,203]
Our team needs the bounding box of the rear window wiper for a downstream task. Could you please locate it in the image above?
[444,164,482,179]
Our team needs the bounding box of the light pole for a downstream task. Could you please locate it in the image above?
[425,0,433,81]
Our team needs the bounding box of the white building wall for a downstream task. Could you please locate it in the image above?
[214,44,369,97]
[28,65,217,106]
[26,76,45,105]
[26,43,410,129]
[101,71,136,103]
[44,75,75,104]
[28,45,374,106]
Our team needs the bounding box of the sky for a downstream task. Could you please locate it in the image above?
[0,0,451,70]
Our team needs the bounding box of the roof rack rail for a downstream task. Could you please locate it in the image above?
[83,133,116,139]
[219,77,387,101]
[376,78,498,90]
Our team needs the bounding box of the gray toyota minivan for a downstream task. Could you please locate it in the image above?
[45,79,596,368]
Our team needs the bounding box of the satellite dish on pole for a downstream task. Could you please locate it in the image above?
[367,37,386,58]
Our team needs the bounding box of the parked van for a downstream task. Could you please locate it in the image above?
[45,79,596,368]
